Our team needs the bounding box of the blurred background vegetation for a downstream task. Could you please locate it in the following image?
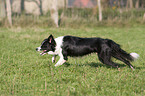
[0,0,145,28]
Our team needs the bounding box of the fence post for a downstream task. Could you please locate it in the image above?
[97,0,102,21]
[0,0,6,19]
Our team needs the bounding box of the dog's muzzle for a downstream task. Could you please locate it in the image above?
[36,48,38,51]
[36,47,47,56]
[36,47,41,51]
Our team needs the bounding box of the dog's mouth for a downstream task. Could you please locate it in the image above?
[40,50,47,56]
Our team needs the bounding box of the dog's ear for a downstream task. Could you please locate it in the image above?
[48,35,56,45]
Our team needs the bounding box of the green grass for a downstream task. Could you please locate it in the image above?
[0,26,145,96]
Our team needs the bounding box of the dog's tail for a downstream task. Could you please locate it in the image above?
[129,53,139,61]
[107,39,139,61]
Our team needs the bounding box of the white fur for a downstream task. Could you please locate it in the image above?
[130,66,134,70]
[49,36,65,66]
[55,59,66,66]
[53,36,64,55]
[130,53,139,60]
[48,51,56,55]
[54,52,66,66]
[47,36,64,55]
[37,47,41,51]
[52,55,56,63]
[37,36,65,66]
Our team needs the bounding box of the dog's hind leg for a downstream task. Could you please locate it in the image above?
[98,48,119,68]
[112,54,134,70]
[98,56,119,68]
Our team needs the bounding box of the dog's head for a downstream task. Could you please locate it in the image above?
[36,35,56,55]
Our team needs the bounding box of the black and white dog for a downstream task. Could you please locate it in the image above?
[36,35,139,69]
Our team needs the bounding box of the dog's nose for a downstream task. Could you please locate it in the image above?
[36,47,41,51]
[36,48,38,51]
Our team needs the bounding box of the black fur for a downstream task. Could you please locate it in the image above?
[37,35,136,69]
[40,35,56,52]
[62,36,134,68]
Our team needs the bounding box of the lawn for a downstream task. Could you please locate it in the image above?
[0,26,145,96]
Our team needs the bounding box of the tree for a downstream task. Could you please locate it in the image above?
[6,0,12,26]
[51,0,59,27]
[0,0,6,18]
[135,0,139,8]
[141,0,145,8]
[129,0,133,8]
[143,13,145,21]
[97,0,102,21]
[27,0,43,15]
[34,0,43,15]
[21,0,25,13]
[126,0,133,9]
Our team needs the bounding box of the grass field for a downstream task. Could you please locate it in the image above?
[0,26,145,96]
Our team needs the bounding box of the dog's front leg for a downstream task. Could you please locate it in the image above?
[54,53,66,67]
[54,57,66,67]
[54,49,68,67]
[52,55,56,63]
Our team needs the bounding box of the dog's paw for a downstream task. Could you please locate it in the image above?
[52,57,56,63]
[52,58,55,63]
[52,60,55,63]
[54,64,61,67]
[54,60,66,67]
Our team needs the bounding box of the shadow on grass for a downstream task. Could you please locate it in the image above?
[64,62,127,69]
[64,62,145,70]
[134,66,145,69]
[89,62,126,68]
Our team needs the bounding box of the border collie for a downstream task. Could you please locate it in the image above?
[36,35,139,69]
